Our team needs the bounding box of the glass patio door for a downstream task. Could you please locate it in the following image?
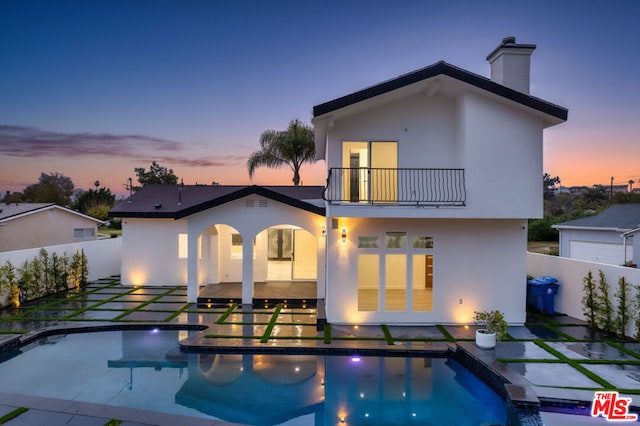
[267,228,293,280]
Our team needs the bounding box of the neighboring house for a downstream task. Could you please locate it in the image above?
[553,204,640,266]
[110,37,567,326]
[0,203,103,252]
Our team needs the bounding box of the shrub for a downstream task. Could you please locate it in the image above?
[614,276,633,338]
[582,270,598,329]
[473,310,508,340]
[596,270,615,335]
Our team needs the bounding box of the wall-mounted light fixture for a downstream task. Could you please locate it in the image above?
[341,228,347,243]
[321,226,326,237]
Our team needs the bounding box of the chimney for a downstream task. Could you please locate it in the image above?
[486,37,536,94]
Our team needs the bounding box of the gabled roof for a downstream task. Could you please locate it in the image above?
[109,185,326,219]
[313,61,568,121]
[0,203,103,224]
[553,204,640,232]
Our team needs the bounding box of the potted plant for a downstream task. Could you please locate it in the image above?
[473,310,508,349]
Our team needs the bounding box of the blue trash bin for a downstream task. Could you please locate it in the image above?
[527,276,559,314]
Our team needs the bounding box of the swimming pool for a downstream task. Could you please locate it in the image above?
[0,330,507,425]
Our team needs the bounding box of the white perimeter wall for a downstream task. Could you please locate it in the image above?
[0,238,121,282]
[528,253,640,337]
[326,218,528,325]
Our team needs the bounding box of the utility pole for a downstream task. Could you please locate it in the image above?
[610,176,614,202]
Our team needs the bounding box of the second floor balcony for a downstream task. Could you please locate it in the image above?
[323,168,466,206]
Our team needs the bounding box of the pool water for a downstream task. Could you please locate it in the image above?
[0,330,506,425]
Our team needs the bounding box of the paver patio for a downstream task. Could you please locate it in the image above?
[0,277,639,425]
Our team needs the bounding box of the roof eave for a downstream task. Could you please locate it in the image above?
[552,225,631,232]
[110,186,326,219]
[312,61,567,122]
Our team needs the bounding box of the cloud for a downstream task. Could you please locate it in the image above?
[0,125,246,167]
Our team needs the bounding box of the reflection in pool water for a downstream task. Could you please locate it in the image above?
[0,330,506,425]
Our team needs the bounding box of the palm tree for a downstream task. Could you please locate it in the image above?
[247,119,315,186]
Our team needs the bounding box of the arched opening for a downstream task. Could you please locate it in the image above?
[197,223,320,306]
[196,223,245,304]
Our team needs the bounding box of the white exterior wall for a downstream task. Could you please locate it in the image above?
[325,218,528,325]
[327,93,459,170]
[460,93,543,218]
[120,218,188,286]
[120,195,325,300]
[325,90,544,219]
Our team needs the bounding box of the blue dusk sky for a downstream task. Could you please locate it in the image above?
[1,0,639,197]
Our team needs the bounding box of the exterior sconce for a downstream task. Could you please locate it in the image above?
[341,228,347,243]
[321,226,326,237]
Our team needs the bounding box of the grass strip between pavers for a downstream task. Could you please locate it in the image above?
[165,303,194,321]
[436,325,456,342]
[215,303,238,324]
[542,324,580,341]
[0,407,28,424]
[578,359,640,366]
[260,304,283,343]
[324,324,331,344]
[204,334,262,340]
[332,337,387,342]
[62,286,142,320]
[224,322,271,326]
[380,325,394,345]
[605,340,640,360]
[534,340,616,389]
[109,290,177,321]
[261,336,323,340]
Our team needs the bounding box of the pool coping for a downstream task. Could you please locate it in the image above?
[0,392,242,426]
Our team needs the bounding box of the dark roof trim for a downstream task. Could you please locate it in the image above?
[175,186,324,219]
[114,186,325,219]
[313,61,567,121]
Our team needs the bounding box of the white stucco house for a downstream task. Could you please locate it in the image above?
[553,204,640,266]
[110,37,567,326]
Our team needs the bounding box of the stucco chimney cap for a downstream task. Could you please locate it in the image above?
[486,36,536,61]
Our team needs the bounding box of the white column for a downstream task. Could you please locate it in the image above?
[187,233,198,303]
[317,232,326,300]
[241,236,253,304]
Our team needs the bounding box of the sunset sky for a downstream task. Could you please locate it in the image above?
[1,0,639,198]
